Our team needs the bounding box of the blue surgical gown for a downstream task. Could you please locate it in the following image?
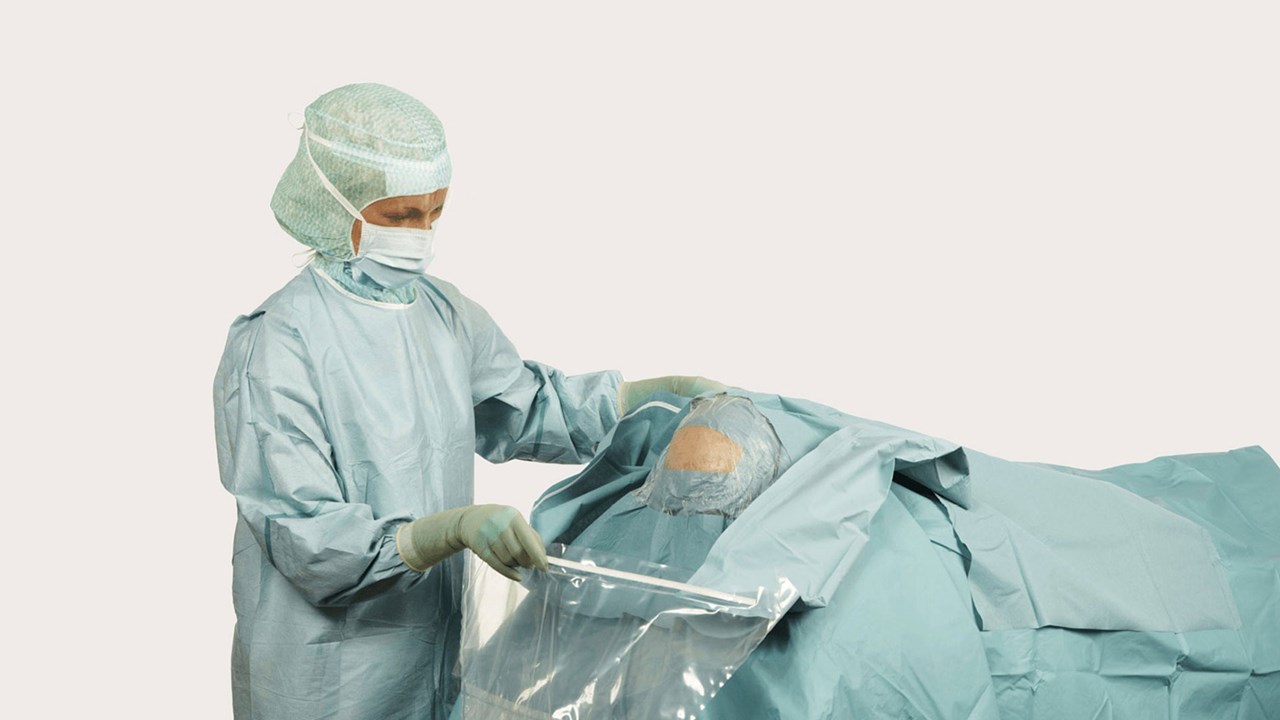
[213,266,621,720]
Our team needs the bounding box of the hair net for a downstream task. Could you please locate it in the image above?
[270,83,452,259]
[635,395,790,519]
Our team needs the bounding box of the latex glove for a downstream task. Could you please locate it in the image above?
[617,375,728,415]
[396,504,549,582]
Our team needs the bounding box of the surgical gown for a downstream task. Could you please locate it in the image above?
[213,266,621,720]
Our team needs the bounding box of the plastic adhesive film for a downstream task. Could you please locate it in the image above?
[457,544,797,719]
[635,394,789,519]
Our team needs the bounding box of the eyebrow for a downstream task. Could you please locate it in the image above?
[386,203,443,216]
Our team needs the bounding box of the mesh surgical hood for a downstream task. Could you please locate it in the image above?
[270,83,452,259]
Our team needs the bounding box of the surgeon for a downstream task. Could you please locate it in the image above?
[212,83,723,720]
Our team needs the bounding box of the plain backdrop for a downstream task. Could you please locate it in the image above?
[2,1,1275,717]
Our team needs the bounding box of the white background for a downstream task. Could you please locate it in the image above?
[3,1,1276,716]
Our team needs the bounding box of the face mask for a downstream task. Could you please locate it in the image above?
[303,126,439,288]
[350,223,436,289]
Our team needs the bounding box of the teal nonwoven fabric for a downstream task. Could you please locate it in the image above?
[214,267,620,720]
[945,449,1241,634]
[975,446,1280,719]
[519,392,1278,719]
[700,483,1002,720]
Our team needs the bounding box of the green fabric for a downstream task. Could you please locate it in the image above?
[215,267,620,720]
[945,449,1240,633]
[702,485,1001,719]
[312,254,417,304]
[572,493,730,573]
[977,446,1280,719]
[524,392,1280,719]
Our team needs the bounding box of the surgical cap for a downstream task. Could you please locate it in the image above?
[635,395,790,519]
[270,83,452,259]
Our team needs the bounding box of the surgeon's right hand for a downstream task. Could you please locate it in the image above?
[455,504,550,581]
[397,504,549,582]
[618,375,728,416]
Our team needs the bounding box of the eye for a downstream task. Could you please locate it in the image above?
[386,209,423,222]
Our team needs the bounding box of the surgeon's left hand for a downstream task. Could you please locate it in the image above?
[618,375,728,415]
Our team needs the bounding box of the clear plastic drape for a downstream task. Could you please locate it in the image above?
[457,544,795,719]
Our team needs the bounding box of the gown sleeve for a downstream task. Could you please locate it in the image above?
[461,297,623,464]
[214,311,420,607]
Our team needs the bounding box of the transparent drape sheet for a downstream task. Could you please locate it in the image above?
[457,544,796,719]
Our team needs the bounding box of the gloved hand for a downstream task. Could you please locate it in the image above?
[617,375,728,416]
[396,504,549,582]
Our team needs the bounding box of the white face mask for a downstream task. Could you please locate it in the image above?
[350,223,436,289]
[303,126,439,289]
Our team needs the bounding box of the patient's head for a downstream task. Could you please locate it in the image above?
[634,394,789,519]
